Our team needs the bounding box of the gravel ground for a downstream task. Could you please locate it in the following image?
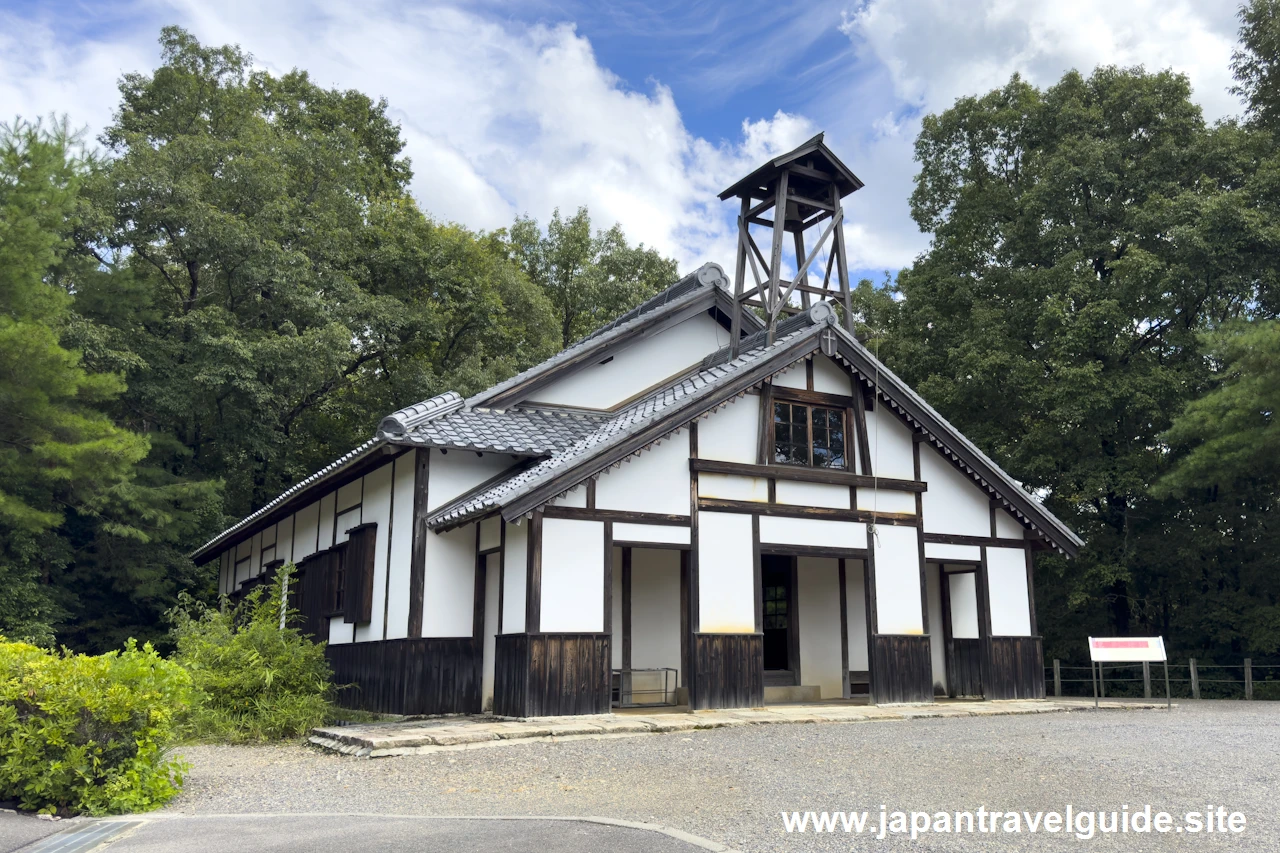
[166,701,1279,852]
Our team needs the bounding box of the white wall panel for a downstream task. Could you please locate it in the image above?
[855,488,916,514]
[758,516,867,550]
[797,557,844,699]
[249,531,262,576]
[920,444,991,536]
[318,492,336,548]
[873,524,924,634]
[924,542,981,562]
[776,480,849,509]
[697,512,756,633]
[988,547,1032,636]
[698,395,759,463]
[276,515,294,564]
[219,550,231,596]
[481,552,500,711]
[612,523,690,545]
[698,472,768,502]
[540,518,604,632]
[327,617,353,645]
[995,509,1024,539]
[427,450,518,512]
[947,570,980,639]
[550,485,587,508]
[597,434,689,515]
[771,361,807,389]
[502,521,527,633]
[812,356,852,395]
[926,564,946,693]
[532,314,724,409]
[384,453,417,639]
[611,547,623,669]
[355,462,393,643]
[631,548,682,685]
[479,515,501,551]
[864,406,916,480]
[846,560,869,670]
[334,505,361,544]
[424,523,476,638]
[293,501,321,561]
[336,479,363,511]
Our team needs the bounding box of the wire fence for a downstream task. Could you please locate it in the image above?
[1046,658,1280,701]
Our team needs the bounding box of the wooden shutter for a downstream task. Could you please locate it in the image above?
[342,523,378,624]
[296,552,331,642]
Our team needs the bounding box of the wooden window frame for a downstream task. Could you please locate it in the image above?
[769,388,851,472]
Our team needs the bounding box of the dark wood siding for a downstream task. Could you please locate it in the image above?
[688,633,764,711]
[492,633,611,717]
[326,637,479,715]
[869,634,934,703]
[985,636,1045,700]
[946,638,983,697]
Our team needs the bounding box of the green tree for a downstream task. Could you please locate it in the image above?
[884,63,1278,660]
[77,27,556,526]
[506,207,679,347]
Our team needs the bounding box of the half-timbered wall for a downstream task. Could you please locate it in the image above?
[596,433,688,515]
[697,511,756,633]
[501,520,528,633]
[872,524,924,635]
[540,517,606,632]
[987,547,1033,636]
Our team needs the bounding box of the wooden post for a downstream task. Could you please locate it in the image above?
[1143,661,1152,699]
[1053,659,1062,698]
[1189,658,1200,700]
[1245,658,1253,701]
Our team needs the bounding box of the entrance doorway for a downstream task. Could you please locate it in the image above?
[940,564,984,698]
[761,556,795,684]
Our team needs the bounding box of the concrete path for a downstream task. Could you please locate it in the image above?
[311,697,1164,757]
[23,815,726,853]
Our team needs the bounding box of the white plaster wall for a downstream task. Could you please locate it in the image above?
[318,492,336,548]
[612,523,690,545]
[334,505,361,544]
[812,356,852,395]
[697,512,756,633]
[988,547,1032,636]
[250,531,262,576]
[926,564,946,693]
[481,552,500,711]
[995,510,1024,539]
[873,524,924,634]
[698,473,768,502]
[540,517,605,632]
[532,314,725,409]
[631,548,683,685]
[776,480,849,509]
[698,395,759,463]
[502,521,527,633]
[384,453,417,640]
[219,550,231,595]
[277,515,294,564]
[336,478,362,512]
[797,557,844,699]
[856,488,917,514]
[597,433,689,515]
[424,523,477,638]
[758,516,867,550]
[427,449,518,512]
[550,485,587,508]
[771,362,808,390]
[846,560,869,670]
[292,501,321,561]
[947,571,980,639]
[355,462,393,643]
[920,444,991,536]
[479,515,501,551]
[864,405,916,480]
[924,542,981,562]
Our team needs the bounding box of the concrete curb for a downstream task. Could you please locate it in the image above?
[308,699,1170,758]
[98,812,739,853]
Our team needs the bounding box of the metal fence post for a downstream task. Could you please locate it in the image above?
[1099,664,1106,698]
[1053,659,1062,698]
[1189,658,1200,700]
[1245,658,1253,701]
[1143,661,1151,699]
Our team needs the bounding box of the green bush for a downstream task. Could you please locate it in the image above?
[169,566,334,742]
[0,639,190,815]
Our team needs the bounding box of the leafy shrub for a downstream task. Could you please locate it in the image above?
[169,566,334,742]
[0,639,190,815]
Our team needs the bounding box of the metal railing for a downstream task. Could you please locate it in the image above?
[612,667,679,707]
[1046,658,1280,700]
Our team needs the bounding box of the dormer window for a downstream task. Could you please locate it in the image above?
[773,400,846,469]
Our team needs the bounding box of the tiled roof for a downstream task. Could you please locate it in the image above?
[393,407,605,455]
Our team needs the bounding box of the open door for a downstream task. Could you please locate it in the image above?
[761,556,797,686]
[942,566,983,697]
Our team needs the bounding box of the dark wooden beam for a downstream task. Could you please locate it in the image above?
[922,532,1028,548]
[407,449,429,638]
[689,458,925,492]
[525,510,543,634]
[542,505,691,525]
[698,497,918,526]
[760,543,869,559]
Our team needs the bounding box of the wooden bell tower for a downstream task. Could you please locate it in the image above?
[719,133,864,356]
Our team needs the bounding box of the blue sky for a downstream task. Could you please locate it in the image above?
[0,0,1244,284]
